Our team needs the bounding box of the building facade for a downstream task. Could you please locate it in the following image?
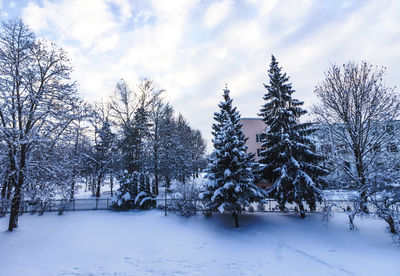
[239,118,267,160]
[240,117,400,188]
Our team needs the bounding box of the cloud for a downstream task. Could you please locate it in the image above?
[22,0,120,49]
[204,0,233,29]
[12,0,400,151]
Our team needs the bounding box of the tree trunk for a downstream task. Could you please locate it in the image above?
[232,212,239,228]
[96,177,101,198]
[8,190,21,231]
[153,145,159,196]
[279,201,285,212]
[110,174,114,197]
[85,177,88,192]
[154,171,159,196]
[6,180,12,200]
[164,184,167,216]
[348,213,356,230]
[359,189,369,214]
[299,203,306,218]
[1,177,7,199]
[70,179,75,199]
[91,177,96,196]
[380,214,397,234]
[8,174,23,232]
[355,151,369,214]
[9,145,26,232]
[1,169,10,200]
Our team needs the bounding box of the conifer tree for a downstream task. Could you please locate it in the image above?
[259,55,327,217]
[135,172,156,209]
[202,87,262,227]
[112,171,138,210]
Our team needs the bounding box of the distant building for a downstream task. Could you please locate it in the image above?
[239,118,267,160]
[240,118,400,188]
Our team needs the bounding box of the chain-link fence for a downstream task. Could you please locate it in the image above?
[1,197,399,216]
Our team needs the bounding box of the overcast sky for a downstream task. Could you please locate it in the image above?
[2,0,400,149]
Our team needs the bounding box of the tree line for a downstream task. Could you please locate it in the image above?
[1,16,399,238]
[0,19,207,231]
[202,55,400,234]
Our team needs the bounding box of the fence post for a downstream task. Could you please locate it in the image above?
[164,188,167,216]
[107,198,109,209]
[96,198,98,210]
[73,199,75,212]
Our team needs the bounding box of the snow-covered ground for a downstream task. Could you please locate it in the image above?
[0,211,399,275]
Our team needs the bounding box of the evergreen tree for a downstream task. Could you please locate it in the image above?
[159,106,178,188]
[135,172,156,209]
[259,55,327,217]
[92,115,116,198]
[175,114,193,184]
[131,106,152,172]
[202,87,262,227]
[112,171,138,210]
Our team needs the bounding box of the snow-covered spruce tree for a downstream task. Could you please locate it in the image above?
[135,172,156,209]
[201,87,263,228]
[259,55,327,218]
[89,103,116,198]
[112,171,138,210]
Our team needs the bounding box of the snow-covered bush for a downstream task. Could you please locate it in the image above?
[370,187,400,235]
[321,201,334,225]
[257,202,266,212]
[248,206,255,212]
[111,171,138,210]
[170,181,199,217]
[57,198,72,215]
[112,171,155,210]
[27,199,52,216]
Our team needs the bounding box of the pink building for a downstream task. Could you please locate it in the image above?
[240,118,267,160]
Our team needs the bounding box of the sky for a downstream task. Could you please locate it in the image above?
[1,0,400,150]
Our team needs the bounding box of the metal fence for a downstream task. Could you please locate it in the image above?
[0,198,112,215]
[0,197,399,216]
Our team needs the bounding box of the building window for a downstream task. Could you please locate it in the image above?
[257,148,262,157]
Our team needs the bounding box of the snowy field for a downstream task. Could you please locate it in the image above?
[0,211,399,276]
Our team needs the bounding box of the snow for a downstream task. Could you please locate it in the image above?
[134,191,146,204]
[218,203,225,213]
[122,192,131,201]
[1,211,399,275]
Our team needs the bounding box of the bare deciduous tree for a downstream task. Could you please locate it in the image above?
[0,19,82,231]
[313,61,400,227]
